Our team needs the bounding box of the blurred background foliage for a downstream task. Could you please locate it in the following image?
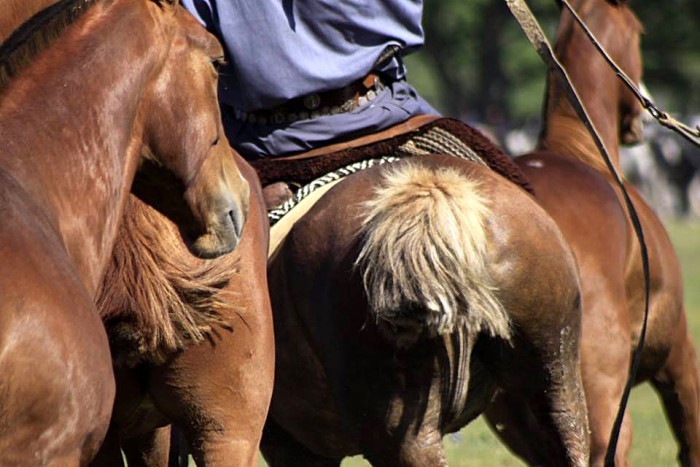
[405,0,700,126]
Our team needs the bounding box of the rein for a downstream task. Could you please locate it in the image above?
[504,1,650,464]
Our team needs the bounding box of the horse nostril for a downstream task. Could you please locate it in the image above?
[228,208,244,239]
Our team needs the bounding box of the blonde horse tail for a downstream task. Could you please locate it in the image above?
[355,162,510,347]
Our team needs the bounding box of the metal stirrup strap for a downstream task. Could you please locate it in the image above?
[561,0,700,148]
[503,1,650,465]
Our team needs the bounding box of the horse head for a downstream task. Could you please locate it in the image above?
[553,0,645,147]
[136,2,249,258]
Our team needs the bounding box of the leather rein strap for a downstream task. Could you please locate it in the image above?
[504,1,650,464]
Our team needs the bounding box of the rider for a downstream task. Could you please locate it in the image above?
[181,0,438,160]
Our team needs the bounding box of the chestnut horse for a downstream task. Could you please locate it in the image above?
[260,152,589,463]
[2,1,273,466]
[91,163,273,467]
[0,0,249,464]
[485,0,700,465]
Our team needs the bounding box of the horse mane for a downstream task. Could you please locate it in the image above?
[0,0,105,94]
[96,197,240,367]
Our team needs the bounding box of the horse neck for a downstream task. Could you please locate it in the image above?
[0,0,53,40]
[538,29,622,174]
[0,0,166,294]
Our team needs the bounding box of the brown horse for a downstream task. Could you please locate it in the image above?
[87,151,273,467]
[260,140,590,463]
[91,163,273,467]
[0,0,249,464]
[2,1,274,466]
[485,0,700,465]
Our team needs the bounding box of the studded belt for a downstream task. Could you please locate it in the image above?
[232,73,387,126]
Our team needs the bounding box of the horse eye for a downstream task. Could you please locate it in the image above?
[212,134,220,146]
[210,56,226,71]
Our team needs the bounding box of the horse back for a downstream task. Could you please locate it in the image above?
[516,151,630,273]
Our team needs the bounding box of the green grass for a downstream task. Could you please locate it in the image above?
[338,220,700,466]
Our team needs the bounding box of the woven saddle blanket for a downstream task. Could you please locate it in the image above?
[251,116,533,256]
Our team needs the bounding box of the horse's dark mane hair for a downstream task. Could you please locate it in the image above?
[0,0,100,94]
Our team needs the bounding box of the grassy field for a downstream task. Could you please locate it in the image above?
[337,220,700,466]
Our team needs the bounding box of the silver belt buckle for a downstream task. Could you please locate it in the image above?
[303,93,321,110]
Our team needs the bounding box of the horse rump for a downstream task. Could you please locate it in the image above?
[355,159,511,347]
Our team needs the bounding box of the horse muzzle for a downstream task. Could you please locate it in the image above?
[185,149,250,258]
[621,114,645,146]
[189,195,248,258]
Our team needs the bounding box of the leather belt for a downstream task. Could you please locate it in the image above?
[232,73,387,126]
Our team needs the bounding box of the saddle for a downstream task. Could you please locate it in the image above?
[253,116,535,257]
[251,116,533,212]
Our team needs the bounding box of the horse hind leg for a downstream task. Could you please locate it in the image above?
[484,390,552,464]
[121,426,172,467]
[482,224,590,464]
[485,310,634,467]
[651,309,700,466]
[484,316,590,466]
[88,428,125,467]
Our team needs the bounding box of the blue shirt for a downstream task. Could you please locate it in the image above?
[182,0,438,158]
